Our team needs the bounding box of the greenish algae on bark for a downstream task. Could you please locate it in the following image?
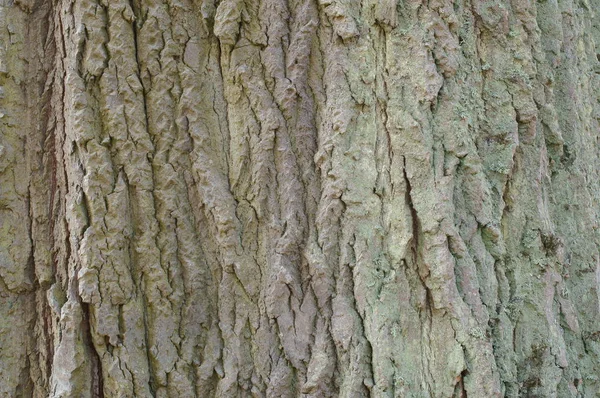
[0,0,599,396]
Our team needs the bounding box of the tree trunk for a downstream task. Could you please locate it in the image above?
[1,0,600,396]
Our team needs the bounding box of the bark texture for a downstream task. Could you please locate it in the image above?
[1,0,600,396]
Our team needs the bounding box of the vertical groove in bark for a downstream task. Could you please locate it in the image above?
[1,0,600,396]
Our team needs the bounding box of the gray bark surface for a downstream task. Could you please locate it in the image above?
[1,0,600,396]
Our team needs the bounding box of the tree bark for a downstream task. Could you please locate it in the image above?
[1,0,600,396]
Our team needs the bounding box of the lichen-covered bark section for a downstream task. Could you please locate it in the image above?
[1,0,599,396]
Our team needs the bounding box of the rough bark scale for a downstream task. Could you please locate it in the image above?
[1,0,600,396]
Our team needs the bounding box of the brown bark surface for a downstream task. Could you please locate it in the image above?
[1,0,600,396]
